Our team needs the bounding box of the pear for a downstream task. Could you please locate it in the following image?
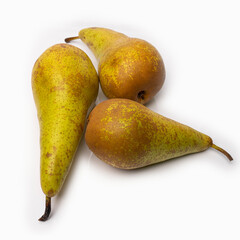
[32,44,99,221]
[85,99,232,169]
[65,27,165,104]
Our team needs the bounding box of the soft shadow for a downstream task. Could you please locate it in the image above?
[117,152,199,174]
[115,147,234,176]
[88,149,206,178]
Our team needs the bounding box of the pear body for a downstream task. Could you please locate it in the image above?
[85,99,212,169]
[32,44,99,197]
[79,27,165,104]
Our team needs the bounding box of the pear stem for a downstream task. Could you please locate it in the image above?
[38,196,51,221]
[65,36,80,43]
[211,144,233,161]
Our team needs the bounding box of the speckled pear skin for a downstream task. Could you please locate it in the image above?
[78,27,127,60]
[32,44,99,197]
[79,27,165,104]
[85,99,213,169]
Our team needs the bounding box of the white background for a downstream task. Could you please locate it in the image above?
[1,0,239,239]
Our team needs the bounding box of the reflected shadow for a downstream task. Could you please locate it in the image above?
[87,148,206,178]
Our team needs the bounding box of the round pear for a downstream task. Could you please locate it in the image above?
[65,27,165,104]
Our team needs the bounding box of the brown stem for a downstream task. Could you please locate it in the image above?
[38,196,51,221]
[211,144,233,161]
[65,36,80,43]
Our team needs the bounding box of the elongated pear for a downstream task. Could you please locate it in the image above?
[32,44,99,221]
[65,27,165,104]
[85,99,232,169]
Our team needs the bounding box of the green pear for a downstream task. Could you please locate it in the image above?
[85,99,232,169]
[65,27,165,104]
[32,44,99,221]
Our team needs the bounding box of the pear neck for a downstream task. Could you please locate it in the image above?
[79,28,128,60]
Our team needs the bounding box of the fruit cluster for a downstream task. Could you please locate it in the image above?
[32,27,232,221]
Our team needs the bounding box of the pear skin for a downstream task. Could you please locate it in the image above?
[32,44,99,221]
[85,99,232,169]
[65,27,165,104]
[68,27,128,60]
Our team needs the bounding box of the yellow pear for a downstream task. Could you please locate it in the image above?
[65,27,165,104]
[32,44,99,221]
[85,99,232,169]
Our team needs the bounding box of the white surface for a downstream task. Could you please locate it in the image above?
[0,0,239,239]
